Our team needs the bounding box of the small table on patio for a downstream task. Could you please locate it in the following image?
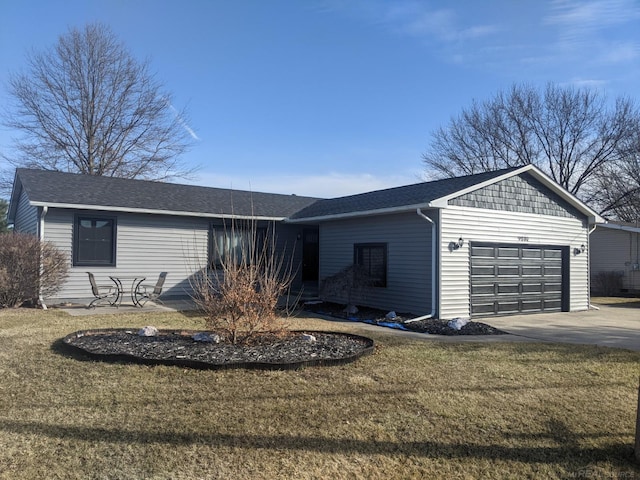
[109,276,146,307]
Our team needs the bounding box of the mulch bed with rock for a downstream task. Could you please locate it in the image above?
[303,301,507,336]
[60,328,375,370]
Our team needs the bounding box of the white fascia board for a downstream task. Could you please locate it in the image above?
[28,201,285,222]
[429,165,605,223]
[596,223,640,234]
[285,203,439,223]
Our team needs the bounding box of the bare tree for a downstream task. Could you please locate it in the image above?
[595,134,640,222]
[423,83,639,207]
[2,23,194,192]
[0,199,8,233]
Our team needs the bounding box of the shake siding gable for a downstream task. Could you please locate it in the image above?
[450,173,582,218]
[319,211,435,315]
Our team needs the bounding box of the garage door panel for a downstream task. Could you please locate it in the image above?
[471,265,496,276]
[470,243,567,317]
[471,246,496,257]
[498,266,520,276]
[544,266,562,276]
[497,247,519,257]
[522,249,542,258]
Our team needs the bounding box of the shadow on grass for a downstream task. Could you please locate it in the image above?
[0,418,637,470]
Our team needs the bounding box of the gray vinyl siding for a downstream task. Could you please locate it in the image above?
[318,211,435,315]
[44,208,209,301]
[13,190,39,234]
[440,206,589,319]
[590,227,640,291]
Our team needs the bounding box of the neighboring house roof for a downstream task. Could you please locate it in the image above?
[8,169,321,221]
[288,165,603,223]
[596,221,640,234]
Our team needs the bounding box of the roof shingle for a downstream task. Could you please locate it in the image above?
[14,169,321,218]
[288,167,521,220]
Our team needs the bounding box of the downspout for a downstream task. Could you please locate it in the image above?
[404,208,436,323]
[38,206,48,310]
[587,222,597,310]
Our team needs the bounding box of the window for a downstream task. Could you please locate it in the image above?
[73,216,116,266]
[210,223,266,267]
[354,243,387,287]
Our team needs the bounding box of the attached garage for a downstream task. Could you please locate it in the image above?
[470,243,569,317]
[286,164,604,320]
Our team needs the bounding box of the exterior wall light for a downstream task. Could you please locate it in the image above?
[450,237,464,250]
[574,244,586,255]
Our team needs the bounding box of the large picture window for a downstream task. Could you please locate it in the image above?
[210,223,266,267]
[354,243,387,287]
[73,216,116,266]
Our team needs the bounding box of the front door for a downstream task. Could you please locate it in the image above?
[302,228,319,282]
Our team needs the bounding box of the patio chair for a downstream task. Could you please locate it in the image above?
[134,272,167,306]
[87,272,118,308]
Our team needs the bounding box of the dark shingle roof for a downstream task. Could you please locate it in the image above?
[14,169,321,218]
[289,167,521,220]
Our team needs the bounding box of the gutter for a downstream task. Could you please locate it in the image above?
[286,202,436,224]
[38,206,48,310]
[404,208,437,323]
[595,222,640,234]
[28,201,286,222]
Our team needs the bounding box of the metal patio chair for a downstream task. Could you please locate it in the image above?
[87,272,119,308]
[134,272,167,306]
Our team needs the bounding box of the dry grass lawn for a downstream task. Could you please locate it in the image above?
[0,308,639,479]
[592,296,640,308]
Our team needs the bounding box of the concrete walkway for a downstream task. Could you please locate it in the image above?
[305,305,640,352]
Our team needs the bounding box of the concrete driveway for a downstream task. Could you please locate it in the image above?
[481,304,640,351]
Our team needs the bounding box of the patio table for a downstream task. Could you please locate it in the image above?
[109,276,146,307]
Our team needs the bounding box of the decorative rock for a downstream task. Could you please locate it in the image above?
[301,333,317,343]
[447,318,469,331]
[192,332,221,343]
[138,326,159,337]
[344,304,359,314]
[385,311,397,320]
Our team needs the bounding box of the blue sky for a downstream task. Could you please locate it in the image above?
[1,0,640,197]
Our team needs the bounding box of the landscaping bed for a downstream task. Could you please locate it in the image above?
[61,328,374,370]
[303,301,507,335]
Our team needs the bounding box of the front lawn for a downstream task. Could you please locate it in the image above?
[0,308,638,479]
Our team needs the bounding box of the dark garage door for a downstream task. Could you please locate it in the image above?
[470,243,569,317]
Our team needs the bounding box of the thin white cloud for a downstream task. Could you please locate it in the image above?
[385,2,497,44]
[545,0,640,48]
[545,0,639,30]
[564,78,608,89]
[318,0,497,45]
[600,43,640,64]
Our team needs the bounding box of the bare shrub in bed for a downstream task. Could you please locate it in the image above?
[191,219,294,344]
